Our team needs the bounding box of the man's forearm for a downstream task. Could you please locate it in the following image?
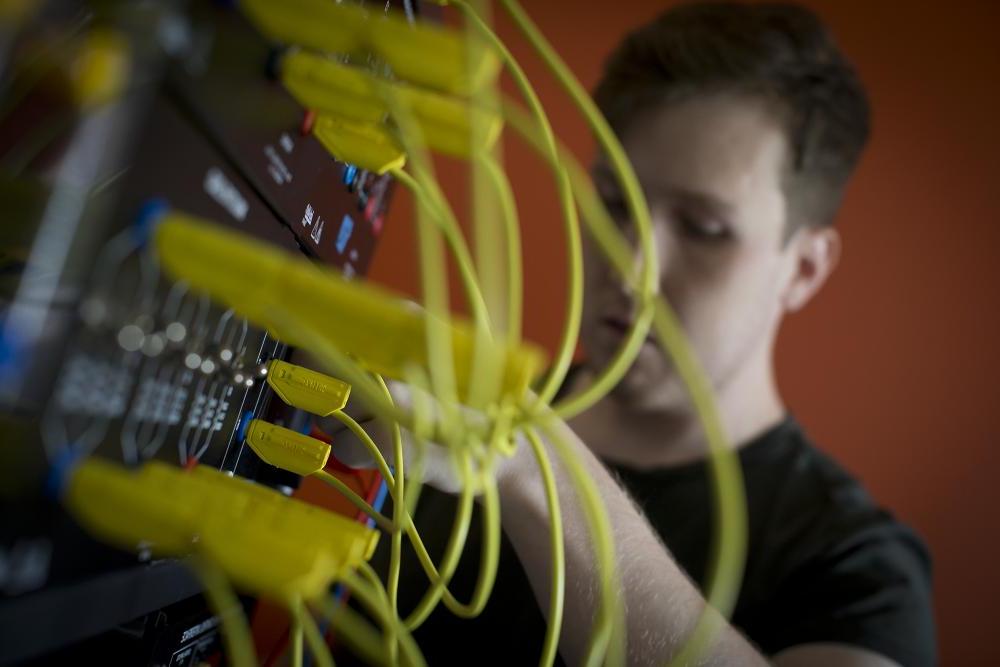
[497,419,765,666]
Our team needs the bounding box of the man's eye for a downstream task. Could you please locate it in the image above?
[678,212,730,241]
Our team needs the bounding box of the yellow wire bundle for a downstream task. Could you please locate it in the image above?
[171,3,750,666]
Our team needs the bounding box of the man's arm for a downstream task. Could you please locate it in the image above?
[497,418,765,666]
[331,393,901,666]
[773,644,901,667]
[498,419,902,667]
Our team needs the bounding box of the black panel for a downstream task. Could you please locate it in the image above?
[0,1,408,663]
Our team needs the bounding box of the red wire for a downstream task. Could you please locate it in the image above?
[260,424,385,662]
[258,472,383,666]
[261,624,290,667]
[309,425,333,444]
[310,424,366,477]
[323,470,384,652]
[356,470,383,521]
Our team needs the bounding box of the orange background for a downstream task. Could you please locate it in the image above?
[367,1,1000,664]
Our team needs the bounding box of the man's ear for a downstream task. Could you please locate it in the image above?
[782,226,841,313]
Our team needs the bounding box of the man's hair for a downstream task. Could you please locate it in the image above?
[594,2,870,236]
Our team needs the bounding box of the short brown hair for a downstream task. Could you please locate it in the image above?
[594,2,870,235]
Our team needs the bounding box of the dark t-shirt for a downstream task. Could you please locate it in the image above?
[377,417,936,666]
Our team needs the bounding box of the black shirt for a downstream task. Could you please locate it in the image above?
[378,417,936,666]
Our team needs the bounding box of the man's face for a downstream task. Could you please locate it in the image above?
[584,93,798,411]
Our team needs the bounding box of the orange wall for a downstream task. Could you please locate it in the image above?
[368,2,1000,663]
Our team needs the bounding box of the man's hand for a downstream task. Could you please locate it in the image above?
[319,382,767,665]
[318,381,526,495]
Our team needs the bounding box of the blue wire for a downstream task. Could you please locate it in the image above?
[308,474,389,665]
[369,475,390,521]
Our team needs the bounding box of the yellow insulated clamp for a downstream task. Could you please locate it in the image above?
[154,213,547,404]
[246,419,331,476]
[282,50,502,159]
[241,0,500,96]
[267,359,352,417]
[69,28,131,109]
[65,459,379,602]
[311,113,406,175]
[66,458,196,554]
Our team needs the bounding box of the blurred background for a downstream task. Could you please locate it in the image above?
[368,2,1000,664]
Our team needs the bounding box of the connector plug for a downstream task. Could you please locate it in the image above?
[245,418,331,476]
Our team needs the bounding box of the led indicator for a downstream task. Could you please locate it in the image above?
[342,164,357,186]
[336,214,354,254]
[300,109,317,136]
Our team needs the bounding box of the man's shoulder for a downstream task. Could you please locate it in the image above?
[747,420,922,553]
[738,420,936,666]
[742,419,930,582]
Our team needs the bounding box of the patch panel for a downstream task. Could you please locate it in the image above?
[0,1,403,663]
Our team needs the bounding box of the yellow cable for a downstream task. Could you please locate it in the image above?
[304,9,579,652]
[285,29,505,643]
[171,6,750,667]
[401,453,501,619]
[291,604,304,667]
[328,410,395,487]
[312,598,387,667]
[312,470,395,532]
[500,100,655,419]
[191,558,257,667]
[459,0,526,450]
[524,427,565,667]
[340,571,427,667]
[389,166,491,334]
[476,152,524,344]
[391,164,507,424]
[402,450,475,629]
[528,414,623,667]
[311,383,501,624]
[376,80,461,434]
[451,3,625,662]
[357,561,398,665]
[445,463,501,617]
[374,371,500,620]
[314,467,502,622]
[386,393,406,664]
[394,366,502,620]
[651,302,747,666]
[458,0,511,429]
[497,3,748,664]
[452,0,584,407]
[356,561,388,601]
[296,601,336,667]
[376,60,501,634]
[466,0,509,341]
[401,365,432,520]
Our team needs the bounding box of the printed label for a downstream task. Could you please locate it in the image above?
[203,167,248,221]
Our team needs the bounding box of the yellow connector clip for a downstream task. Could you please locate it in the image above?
[242,0,499,96]
[65,460,379,602]
[246,418,330,476]
[242,0,362,61]
[65,458,197,554]
[70,28,130,109]
[154,214,547,403]
[311,113,406,175]
[282,50,502,159]
[267,359,351,417]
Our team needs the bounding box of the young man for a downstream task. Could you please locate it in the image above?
[344,3,935,665]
